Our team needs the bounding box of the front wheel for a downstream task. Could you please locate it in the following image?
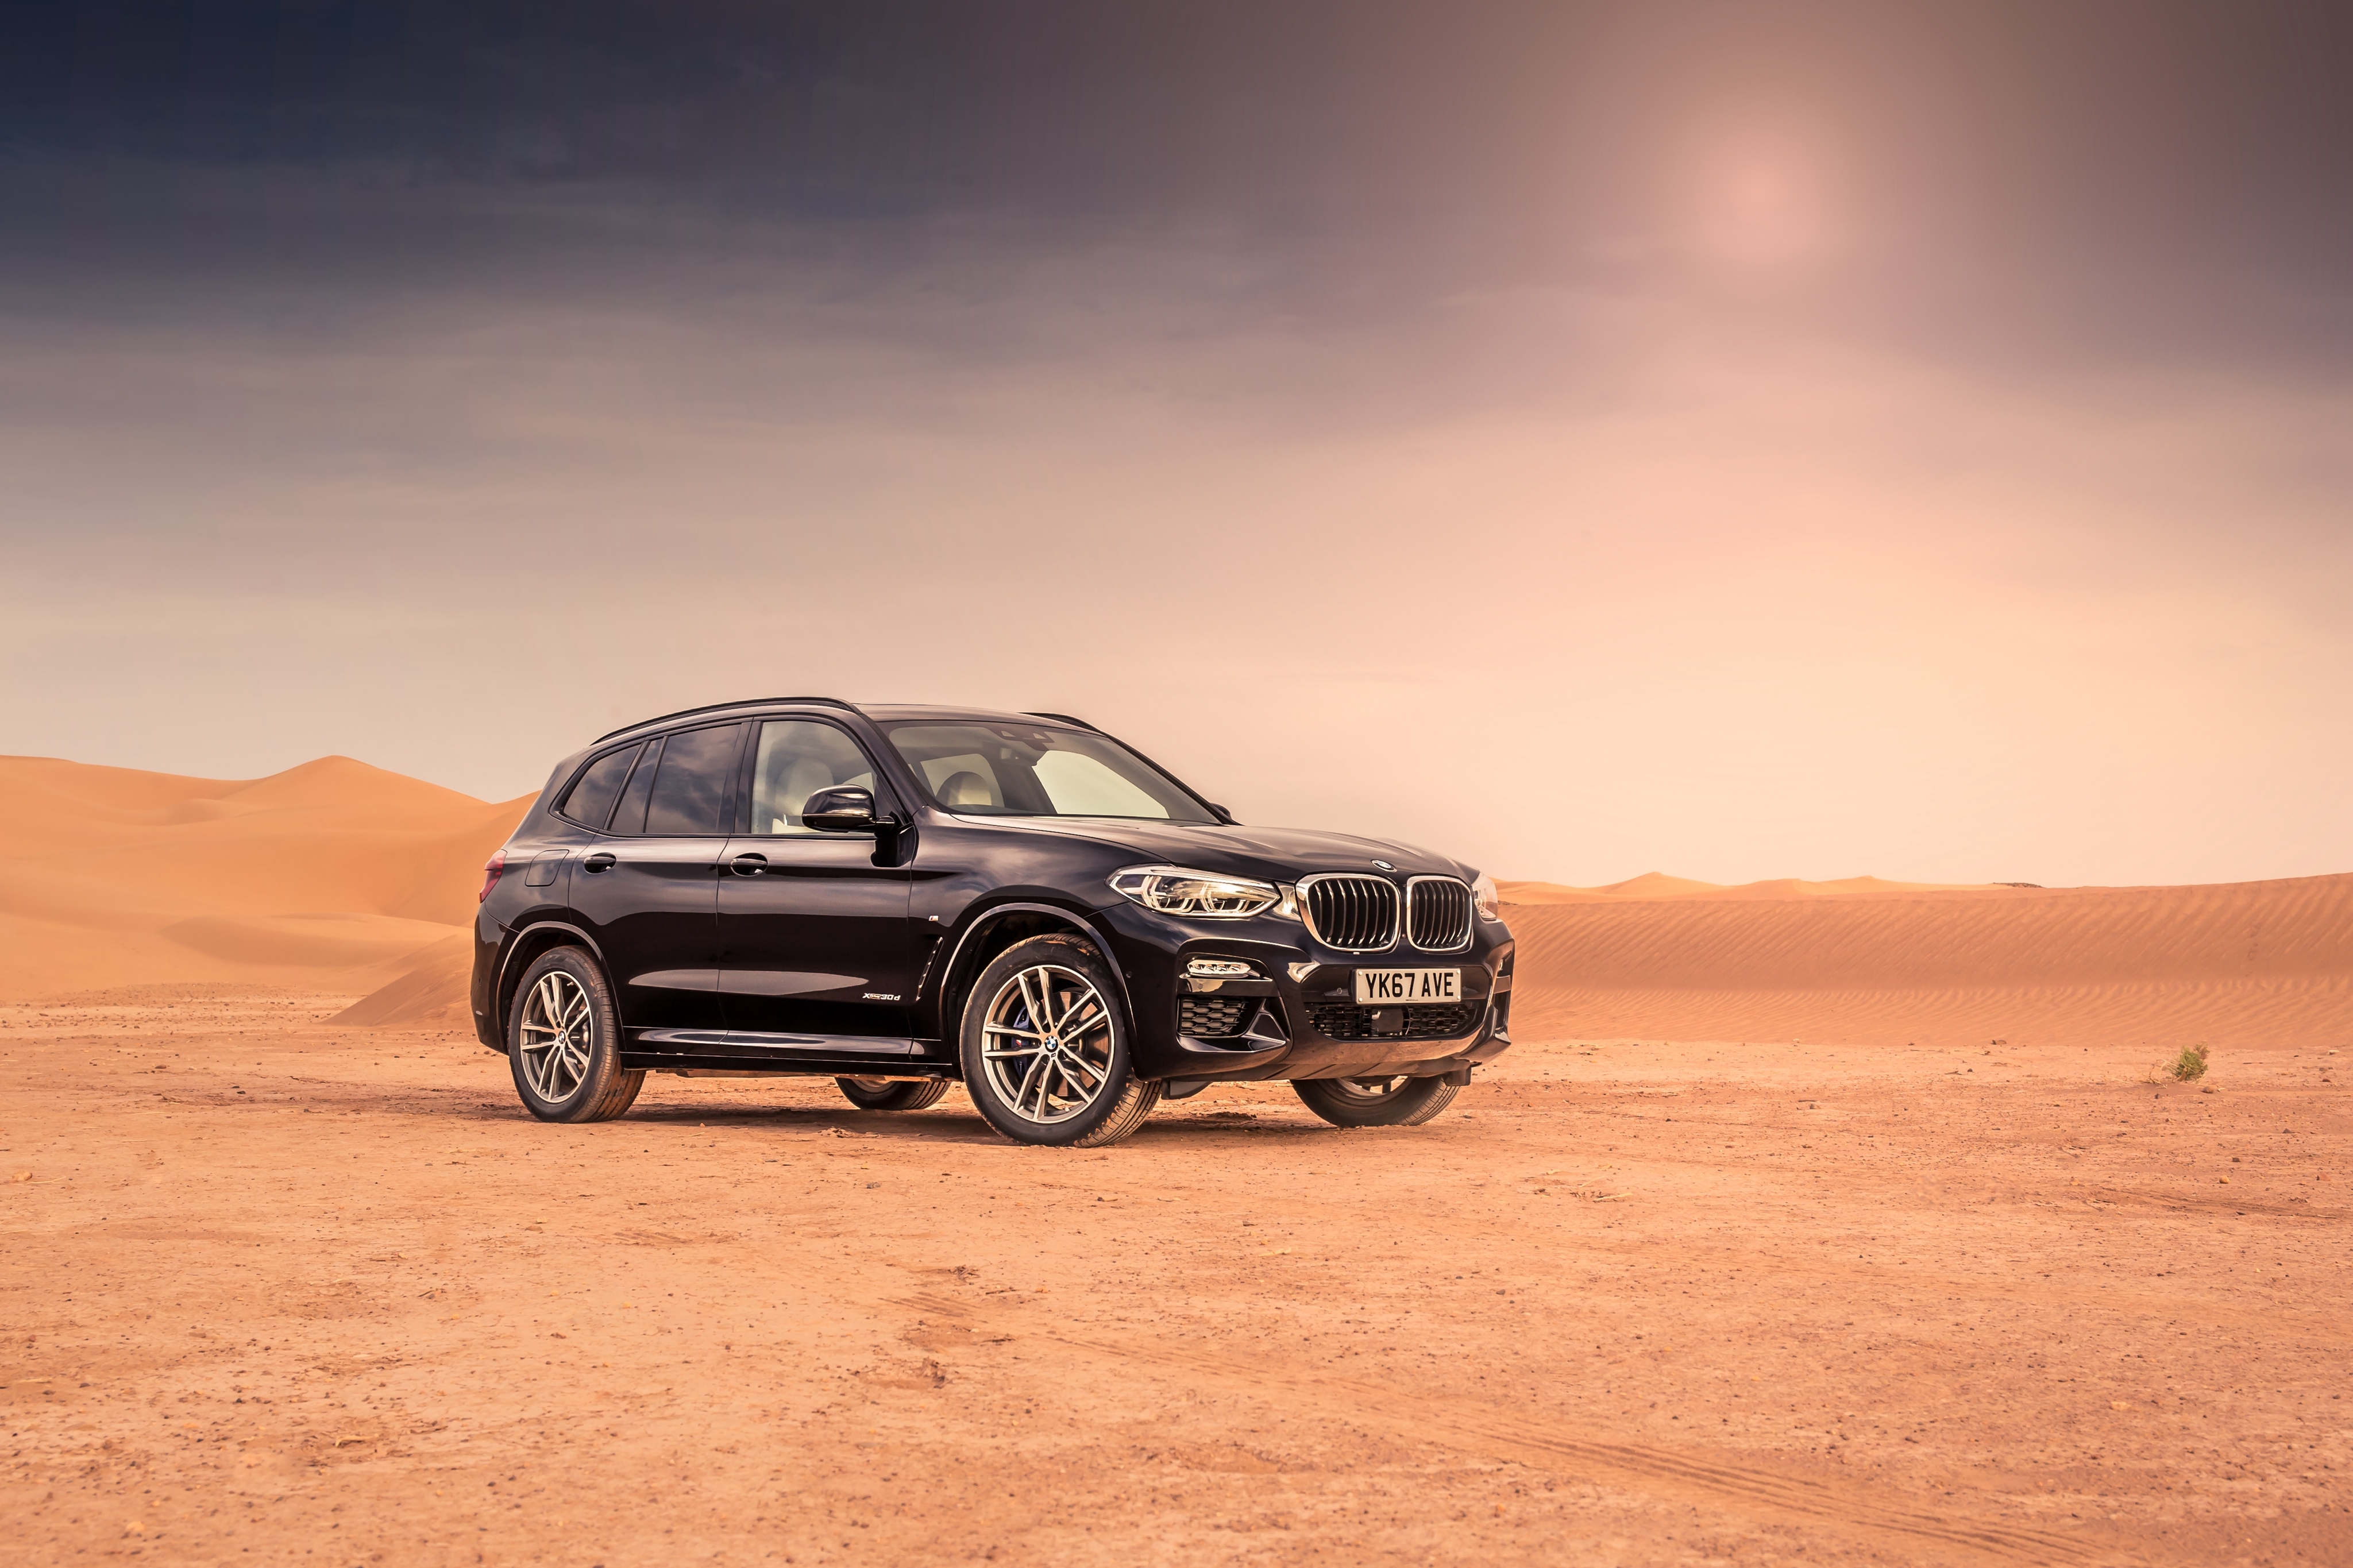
[1292,1073,1459,1128]
[507,948,643,1123]
[836,1076,952,1111]
[958,934,1159,1147]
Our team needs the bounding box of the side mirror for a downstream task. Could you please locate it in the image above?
[801,786,879,833]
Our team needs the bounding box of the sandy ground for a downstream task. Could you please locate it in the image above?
[3,996,2348,1567]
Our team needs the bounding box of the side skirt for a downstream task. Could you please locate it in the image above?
[619,1028,958,1079]
[619,1053,961,1078]
[630,1026,939,1057]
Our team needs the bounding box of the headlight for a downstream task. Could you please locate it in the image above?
[1109,865,1282,919]
[1472,872,1502,922]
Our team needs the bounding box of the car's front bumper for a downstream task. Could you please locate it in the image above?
[1093,902,1515,1083]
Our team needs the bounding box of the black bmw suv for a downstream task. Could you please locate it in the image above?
[472,698,1514,1147]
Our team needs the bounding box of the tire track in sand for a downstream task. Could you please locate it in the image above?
[883,1291,2118,1566]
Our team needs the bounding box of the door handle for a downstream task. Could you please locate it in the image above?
[582,852,616,873]
[730,853,769,876]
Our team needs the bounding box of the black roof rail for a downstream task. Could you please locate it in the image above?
[1024,711,1100,732]
[596,696,861,744]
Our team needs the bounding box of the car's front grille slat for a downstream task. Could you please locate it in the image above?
[1302,873,1475,952]
[1301,874,1398,952]
[1406,877,1474,952]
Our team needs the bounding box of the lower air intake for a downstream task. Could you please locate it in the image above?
[1176,997,1249,1037]
[1309,1001,1486,1042]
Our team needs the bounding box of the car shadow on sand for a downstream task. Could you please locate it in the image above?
[610,1100,1334,1145]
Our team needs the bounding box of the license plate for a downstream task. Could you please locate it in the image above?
[1354,968,1461,1005]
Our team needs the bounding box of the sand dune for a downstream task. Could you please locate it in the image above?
[327,934,476,1030]
[7,754,2348,1051]
[1505,872,2353,1049]
[1498,872,2019,903]
[0,755,529,998]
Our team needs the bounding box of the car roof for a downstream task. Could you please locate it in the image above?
[594,698,1094,744]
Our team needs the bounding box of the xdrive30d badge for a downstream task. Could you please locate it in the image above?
[473,698,1515,1147]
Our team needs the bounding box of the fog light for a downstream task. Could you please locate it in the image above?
[1186,957,1255,979]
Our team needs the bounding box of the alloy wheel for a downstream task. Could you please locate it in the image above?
[518,970,594,1105]
[1328,1075,1414,1100]
[979,963,1115,1124]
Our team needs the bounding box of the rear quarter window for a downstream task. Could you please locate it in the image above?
[557,743,642,829]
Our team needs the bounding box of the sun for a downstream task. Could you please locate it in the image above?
[1699,134,1837,264]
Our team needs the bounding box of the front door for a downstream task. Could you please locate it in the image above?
[717,718,915,1042]
[568,722,747,1032]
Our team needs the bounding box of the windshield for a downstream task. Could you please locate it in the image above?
[882,722,1216,824]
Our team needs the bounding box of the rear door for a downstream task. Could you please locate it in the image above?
[566,723,747,1031]
[717,717,917,1043]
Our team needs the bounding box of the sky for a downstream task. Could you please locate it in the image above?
[4,1,2350,888]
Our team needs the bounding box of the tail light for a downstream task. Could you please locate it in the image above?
[478,849,507,902]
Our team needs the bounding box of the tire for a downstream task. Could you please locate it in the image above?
[958,934,1159,1148]
[507,948,644,1123]
[1292,1073,1460,1128]
[836,1076,952,1112]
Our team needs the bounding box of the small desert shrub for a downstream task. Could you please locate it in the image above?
[2170,1044,2210,1082]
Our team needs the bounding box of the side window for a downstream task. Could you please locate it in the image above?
[610,737,662,835]
[557,743,642,830]
[641,724,746,835]
[750,721,882,835]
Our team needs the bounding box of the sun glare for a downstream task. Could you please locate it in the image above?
[1699,136,1835,264]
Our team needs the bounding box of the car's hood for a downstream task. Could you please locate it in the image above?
[1000,817,1473,883]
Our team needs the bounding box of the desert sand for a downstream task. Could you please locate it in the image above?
[3,755,2349,1563]
[6,998,2347,1565]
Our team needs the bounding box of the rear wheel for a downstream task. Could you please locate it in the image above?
[836,1076,952,1111]
[1292,1073,1459,1128]
[507,948,643,1123]
[958,934,1158,1147]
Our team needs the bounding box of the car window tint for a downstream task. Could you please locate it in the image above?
[558,743,641,829]
[642,724,745,835]
[609,737,661,835]
[750,721,880,835]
